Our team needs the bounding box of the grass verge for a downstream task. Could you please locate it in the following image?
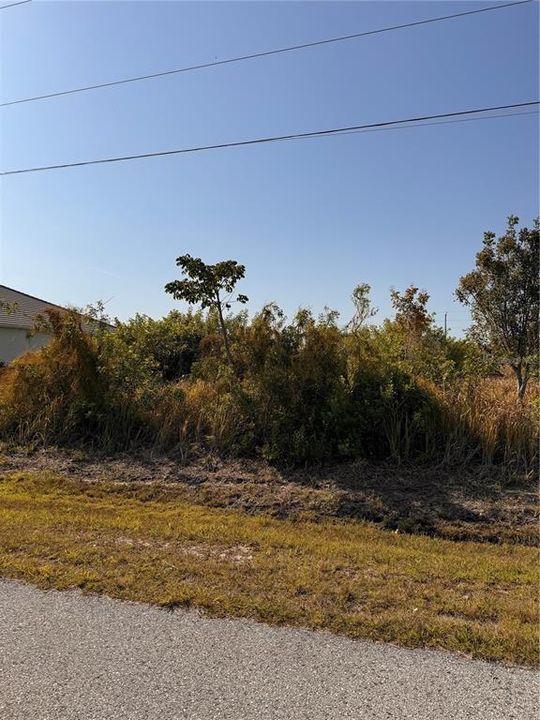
[0,471,538,666]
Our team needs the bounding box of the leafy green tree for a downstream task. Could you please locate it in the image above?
[456,216,539,400]
[165,255,248,370]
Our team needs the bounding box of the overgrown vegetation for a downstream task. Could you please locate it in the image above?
[0,217,537,473]
[456,215,539,401]
[0,471,537,665]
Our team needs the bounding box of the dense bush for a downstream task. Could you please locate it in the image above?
[0,309,107,444]
[0,301,536,473]
[104,310,209,381]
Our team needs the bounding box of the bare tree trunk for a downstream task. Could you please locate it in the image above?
[512,363,528,402]
[215,292,234,371]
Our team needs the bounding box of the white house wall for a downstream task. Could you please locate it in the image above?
[0,327,50,364]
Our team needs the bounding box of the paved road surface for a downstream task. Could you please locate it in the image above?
[0,580,537,719]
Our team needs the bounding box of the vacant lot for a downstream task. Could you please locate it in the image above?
[0,470,537,666]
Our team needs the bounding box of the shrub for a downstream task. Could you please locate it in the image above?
[106,310,208,381]
[0,303,536,474]
[0,309,107,444]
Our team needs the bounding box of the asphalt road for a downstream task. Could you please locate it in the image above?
[0,580,537,720]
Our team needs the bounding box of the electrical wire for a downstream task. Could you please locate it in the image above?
[0,0,32,9]
[1,101,537,176]
[0,0,533,107]
[289,109,538,143]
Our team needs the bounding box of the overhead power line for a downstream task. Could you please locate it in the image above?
[1,101,537,177]
[0,0,32,8]
[292,110,538,143]
[0,0,533,107]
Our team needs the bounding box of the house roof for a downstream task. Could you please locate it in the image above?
[0,285,69,331]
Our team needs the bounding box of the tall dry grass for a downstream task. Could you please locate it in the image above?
[426,375,539,474]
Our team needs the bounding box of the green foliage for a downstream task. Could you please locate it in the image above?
[456,216,539,399]
[165,255,248,309]
[239,307,353,462]
[105,310,208,381]
[165,254,248,370]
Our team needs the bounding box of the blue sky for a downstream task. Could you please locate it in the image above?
[1,1,538,334]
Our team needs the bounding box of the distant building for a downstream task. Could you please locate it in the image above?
[0,285,70,364]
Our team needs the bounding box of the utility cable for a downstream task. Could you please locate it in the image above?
[0,0,32,9]
[0,1,533,107]
[1,101,537,176]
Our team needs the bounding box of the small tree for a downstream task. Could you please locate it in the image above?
[390,286,433,341]
[385,286,447,377]
[348,283,377,332]
[165,254,248,370]
[456,216,539,400]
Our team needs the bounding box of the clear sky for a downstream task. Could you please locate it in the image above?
[1,0,538,334]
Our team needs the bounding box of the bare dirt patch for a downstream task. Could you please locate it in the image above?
[0,447,537,545]
[114,536,255,563]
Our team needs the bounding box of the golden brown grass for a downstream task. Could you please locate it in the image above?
[0,471,538,666]
[431,374,539,472]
